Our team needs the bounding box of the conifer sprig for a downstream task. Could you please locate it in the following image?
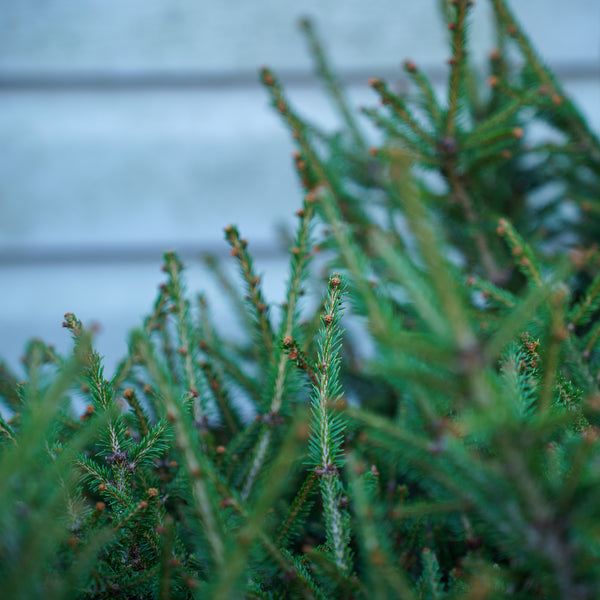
[2,2,600,598]
[308,274,351,575]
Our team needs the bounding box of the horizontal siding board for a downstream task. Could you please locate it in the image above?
[1,1,598,74]
[1,81,598,253]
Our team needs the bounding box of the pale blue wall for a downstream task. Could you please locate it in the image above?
[1,0,599,372]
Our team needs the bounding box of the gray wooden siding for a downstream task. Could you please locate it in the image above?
[1,1,598,371]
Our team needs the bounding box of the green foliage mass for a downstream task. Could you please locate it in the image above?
[2,1,600,598]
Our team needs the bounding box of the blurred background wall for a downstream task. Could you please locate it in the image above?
[1,0,599,373]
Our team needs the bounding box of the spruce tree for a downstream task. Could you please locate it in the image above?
[1,1,600,598]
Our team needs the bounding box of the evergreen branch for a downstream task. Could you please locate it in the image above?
[198,338,264,406]
[403,60,442,128]
[568,271,600,328]
[445,0,471,138]
[162,251,204,420]
[460,125,524,151]
[282,336,319,388]
[241,425,272,501]
[129,420,171,468]
[225,225,274,359]
[299,18,366,152]
[239,183,317,499]
[584,320,600,358]
[132,331,226,567]
[199,359,241,435]
[361,108,432,163]
[212,419,316,600]
[467,88,536,141]
[400,176,477,353]
[346,453,417,600]
[490,0,600,165]
[319,189,390,336]
[496,218,542,286]
[465,273,516,308]
[277,471,318,547]
[368,78,436,147]
[0,414,16,445]
[122,387,150,437]
[309,274,351,575]
[418,548,446,600]
[539,289,569,414]
[0,359,23,410]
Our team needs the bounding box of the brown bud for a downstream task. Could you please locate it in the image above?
[513,127,524,139]
[501,149,512,159]
[487,75,499,88]
[85,404,95,415]
[148,488,159,497]
[368,77,381,87]
[305,189,319,203]
[403,60,417,73]
[216,445,226,455]
[552,93,563,106]
[554,326,569,341]
[368,147,378,156]
[288,348,299,361]
[330,276,341,288]
[138,500,148,509]
[98,483,106,492]
[261,70,274,86]
[276,100,287,113]
[323,314,334,325]
[123,388,134,399]
[512,246,523,256]
[95,502,105,512]
[447,22,456,30]
[489,48,501,61]
[507,24,518,35]
[283,335,293,346]
[370,548,386,566]
[143,384,152,393]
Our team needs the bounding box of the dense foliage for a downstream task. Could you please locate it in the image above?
[2,1,600,598]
